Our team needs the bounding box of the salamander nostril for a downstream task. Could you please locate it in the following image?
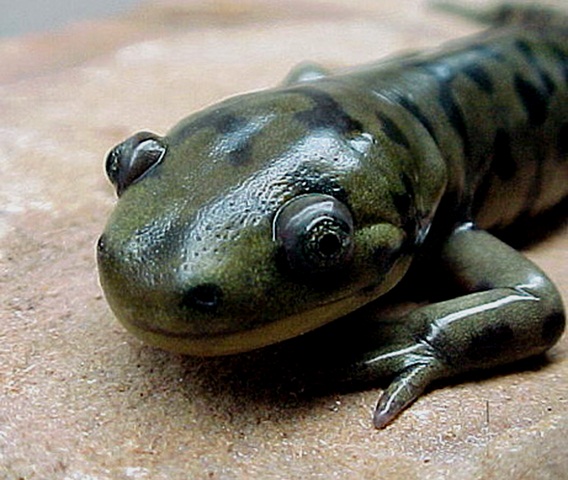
[180,284,223,312]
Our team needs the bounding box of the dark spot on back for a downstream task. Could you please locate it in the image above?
[462,64,494,93]
[226,143,254,166]
[438,86,470,157]
[466,324,515,361]
[514,75,549,126]
[215,114,248,135]
[492,129,516,180]
[409,60,471,156]
[393,94,439,146]
[376,112,410,148]
[212,114,260,165]
[294,87,363,136]
[514,39,543,70]
[167,111,258,165]
[515,39,537,63]
[215,115,262,166]
[542,311,565,346]
[169,112,246,144]
[515,39,556,97]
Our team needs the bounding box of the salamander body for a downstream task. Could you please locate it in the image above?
[97,4,567,427]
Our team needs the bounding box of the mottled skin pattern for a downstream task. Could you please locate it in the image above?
[97,5,567,428]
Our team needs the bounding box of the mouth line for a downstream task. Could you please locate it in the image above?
[121,282,383,356]
[129,314,235,340]
[130,285,371,341]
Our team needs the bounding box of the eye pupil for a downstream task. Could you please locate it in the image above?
[317,231,342,257]
[306,218,348,258]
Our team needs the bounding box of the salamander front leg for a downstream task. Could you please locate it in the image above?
[349,224,565,428]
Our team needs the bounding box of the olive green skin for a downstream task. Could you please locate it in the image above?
[98,5,567,427]
[98,85,437,355]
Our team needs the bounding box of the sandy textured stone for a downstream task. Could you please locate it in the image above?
[1,1,566,479]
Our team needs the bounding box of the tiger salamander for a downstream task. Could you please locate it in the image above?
[97,4,567,428]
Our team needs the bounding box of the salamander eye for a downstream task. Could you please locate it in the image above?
[273,194,354,276]
[105,131,166,196]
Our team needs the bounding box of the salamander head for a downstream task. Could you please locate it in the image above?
[97,87,412,355]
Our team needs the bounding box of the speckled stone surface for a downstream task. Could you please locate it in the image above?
[1,1,567,478]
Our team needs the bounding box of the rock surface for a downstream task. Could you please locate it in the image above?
[1,1,567,478]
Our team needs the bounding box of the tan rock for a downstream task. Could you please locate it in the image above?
[1,1,566,478]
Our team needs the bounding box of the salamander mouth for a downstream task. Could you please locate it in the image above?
[121,285,377,356]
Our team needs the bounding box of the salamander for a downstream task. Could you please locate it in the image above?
[97,3,567,428]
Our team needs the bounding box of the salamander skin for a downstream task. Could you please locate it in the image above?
[97,4,567,428]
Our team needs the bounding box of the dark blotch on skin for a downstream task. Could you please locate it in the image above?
[462,64,494,93]
[215,114,247,135]
[168,112,259,165]
[466,324,515,361]
[542,311,566,346]
[169,112,246,145]
[294,87,363,136]
[409,60,471,155]
[377,112,411,148]
[180,284,223,313]
[515,39,556,97]
[515,39,537,64]
[213,114,256,165]
[516,40,552,69]
[227,141,254,166]
[492,129,516,180]
[514,75,549,126]
[438,86,471,157]
[392,173,418,239]
[393,94,439,146]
